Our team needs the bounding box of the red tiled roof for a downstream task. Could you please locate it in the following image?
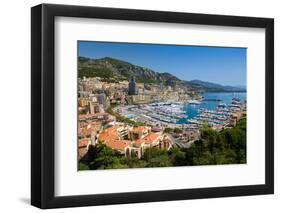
[134,132,160,145]
[98,125,160,150]
[98,126,120,142]
[79,139,90,148]
[104,140,131,150]
[98,126,132,151]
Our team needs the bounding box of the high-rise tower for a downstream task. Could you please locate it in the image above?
[128,76,138,95]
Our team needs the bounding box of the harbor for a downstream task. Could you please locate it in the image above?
[77,43,248,170]
[114,92,246,131]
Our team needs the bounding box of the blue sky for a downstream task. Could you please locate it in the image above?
[78,41,246,86]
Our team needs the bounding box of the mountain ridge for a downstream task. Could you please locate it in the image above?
[188,80,246,92]
[78,56,246,92]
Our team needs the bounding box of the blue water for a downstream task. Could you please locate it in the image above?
[177,92,246,124]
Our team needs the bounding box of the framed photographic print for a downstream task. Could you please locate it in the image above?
[31,3,274,209]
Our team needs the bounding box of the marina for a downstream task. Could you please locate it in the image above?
[76,41,249,171]
[115,92,246,131]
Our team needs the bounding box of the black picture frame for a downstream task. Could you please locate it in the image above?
[31,3,274,209]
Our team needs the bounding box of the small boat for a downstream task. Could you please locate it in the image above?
[188,100,201,105]
[218,103,227,108]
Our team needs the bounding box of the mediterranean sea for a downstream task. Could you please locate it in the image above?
[177,92,247,124]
